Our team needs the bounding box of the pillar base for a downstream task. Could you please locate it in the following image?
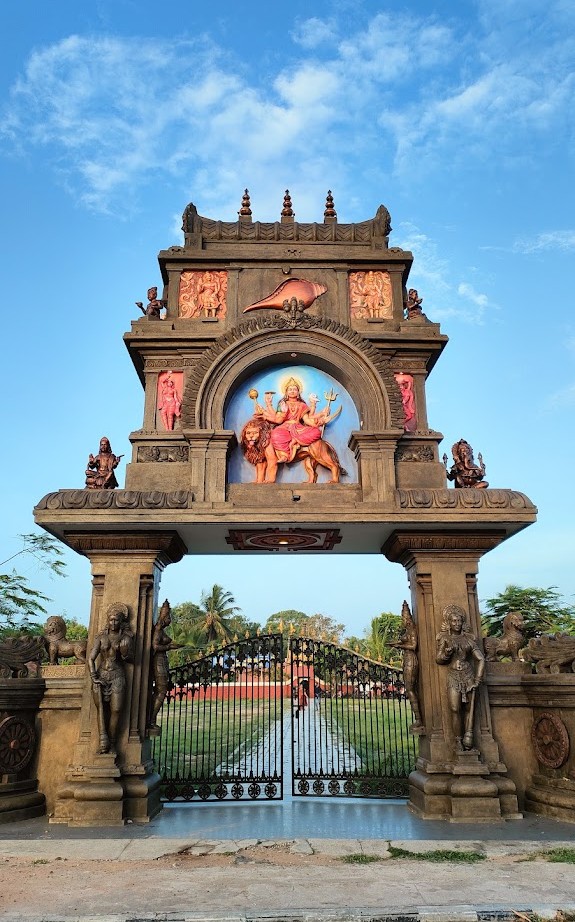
[50,753,125,827]
[122,761,163,823]
[525,774,575,823]
[0,778,46,824]
[409,753,521,822]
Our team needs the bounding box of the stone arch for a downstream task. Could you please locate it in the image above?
[181,318,404,431]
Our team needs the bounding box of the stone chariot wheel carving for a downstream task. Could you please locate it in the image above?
[0,715,36,774]
[531,712,570,769]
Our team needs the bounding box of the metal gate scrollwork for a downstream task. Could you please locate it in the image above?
[289,636,417,798]
[152,634,284,801]
[153,633,417,802]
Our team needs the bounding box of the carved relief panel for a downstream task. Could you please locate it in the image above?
[349,271,392,321]
[179,271,228,319]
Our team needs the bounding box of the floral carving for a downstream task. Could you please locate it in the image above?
[523,634,575,674]
[35,490,194,510]
[137,446,189,463]
[396,446,434,462]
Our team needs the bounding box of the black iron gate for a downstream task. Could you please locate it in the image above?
[289,636,417,798]
[153,633,284,801]
[153,633,417,802]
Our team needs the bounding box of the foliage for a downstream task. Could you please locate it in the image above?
[264,610,345,642]
[539,848,575,864]
[341,854,383,864]
[482,585,575,638]
[342,634,369,655]
[387,846,485,862]
[62,618,89,640]
[365,612,402,665]
[167,587,242,664]
[0,534,67,632]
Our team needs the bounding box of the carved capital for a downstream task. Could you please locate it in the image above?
[63,531,187,564]
[382,530,506,565]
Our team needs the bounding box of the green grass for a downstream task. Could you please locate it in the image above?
[539,848,575,863]
[323,698,418,776]
[154,697,278,781]
[341,854,384,864]
[388,846,485,863]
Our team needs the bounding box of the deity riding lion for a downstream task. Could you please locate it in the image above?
[240,416,346,484]
[43,616,88,665]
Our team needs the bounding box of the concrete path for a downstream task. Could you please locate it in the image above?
[1,835,575,922]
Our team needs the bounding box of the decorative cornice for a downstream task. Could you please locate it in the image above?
[182,201,394,246]
[35,490,194,511]
[397,489,536,511]
[180,317,404,430]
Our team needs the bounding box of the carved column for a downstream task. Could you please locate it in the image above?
[50,531,185,827]
[383,530,521,821]
[184,430,237,503]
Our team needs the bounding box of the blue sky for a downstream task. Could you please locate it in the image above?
[1,0,574,636]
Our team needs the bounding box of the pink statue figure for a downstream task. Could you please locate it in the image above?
[361,270,385,318]
[395,372,417,432]
[136,286,165,320]
[85,437,123,490]
[158,372,182,431]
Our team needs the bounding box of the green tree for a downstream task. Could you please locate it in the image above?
[264,610,309,633]
[0,533,66,634]
[482,585,575,638]
[342,634,369,655]
[365,611,402,665]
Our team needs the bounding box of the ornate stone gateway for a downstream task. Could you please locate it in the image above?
[33,191,540,825]
[153,633,415,802]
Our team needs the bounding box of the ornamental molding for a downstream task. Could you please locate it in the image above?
[180,317,404,430]
[532,712,570,769]
[63,531,187,562]
[137,446,190,463]
[383,531,506,563]
[35,490,194,511]
[397,489,536,511]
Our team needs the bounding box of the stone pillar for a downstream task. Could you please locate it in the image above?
[50,531,185,827]
[349,432,402,503]
[383,530,521,822]
[184,430,237,503]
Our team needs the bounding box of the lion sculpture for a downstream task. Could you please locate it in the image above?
[240,416,346,484]
[43,616,88,665]
[483,611,526,662]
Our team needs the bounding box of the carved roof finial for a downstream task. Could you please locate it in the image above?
[281,189,294,222]
[238,188,252,220]
[324,190,337,222]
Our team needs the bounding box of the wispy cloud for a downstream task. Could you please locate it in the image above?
[1,4,573,213]
[513,231,575,254]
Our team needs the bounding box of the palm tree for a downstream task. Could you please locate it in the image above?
[365,611,402,665]
[194,585,241,649]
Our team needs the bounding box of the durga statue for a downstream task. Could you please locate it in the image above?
[239,376,346,484]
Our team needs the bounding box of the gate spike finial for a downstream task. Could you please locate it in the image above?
[278,618,284,633]
[238,188,252,218]
[324,189,337,221]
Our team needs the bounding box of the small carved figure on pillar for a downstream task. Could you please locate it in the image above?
[158,371,182,431]
[394,372,417,432]
[436,604,485,751]
[405,288,424,319]
[85,437,123,490]
[389,601,424,733]
[88,603,134,755]
[443,439,488,488]
[43,616,87,665]
[135,286,165,320]
[148,600,184,733]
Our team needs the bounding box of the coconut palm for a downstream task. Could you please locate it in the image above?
[194,584,241,649]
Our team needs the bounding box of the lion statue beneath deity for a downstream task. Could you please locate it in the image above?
[240,416,346,484]
[43,616,88,665]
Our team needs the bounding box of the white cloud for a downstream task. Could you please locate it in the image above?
[1,5,574,212]
[513,231,575,254]
[548,384,575,407]
[291,17,337,49]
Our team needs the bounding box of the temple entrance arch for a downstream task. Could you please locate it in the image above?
[32,194,537,826]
